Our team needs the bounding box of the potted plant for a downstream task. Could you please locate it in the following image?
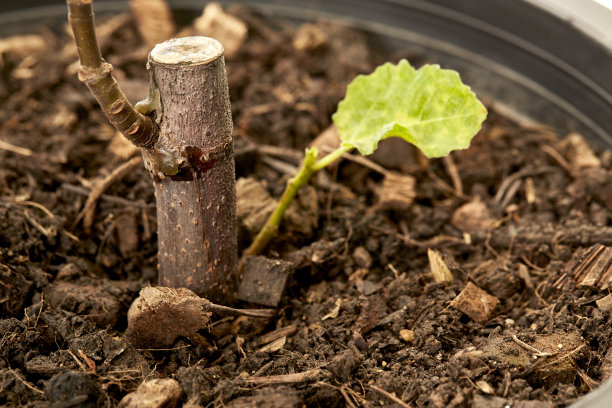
[0,1,610,407]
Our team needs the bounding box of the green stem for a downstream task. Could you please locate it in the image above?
[244,144,351,258]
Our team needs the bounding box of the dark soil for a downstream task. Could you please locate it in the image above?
[1,5,612,408]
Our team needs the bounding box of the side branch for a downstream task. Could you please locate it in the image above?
[67,0,158,148]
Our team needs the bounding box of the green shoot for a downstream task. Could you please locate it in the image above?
[244,59,487,258]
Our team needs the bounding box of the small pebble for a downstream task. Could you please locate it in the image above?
[399,329,415,343]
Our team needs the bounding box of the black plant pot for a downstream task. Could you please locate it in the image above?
[1,0,611,150]
[2,1,611,406]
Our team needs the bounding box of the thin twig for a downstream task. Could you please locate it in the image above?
[246,369,321,385]
[340,384,365,408]
[540,145,575,177]
[261,155,298,175]
[252,360,275,377]
[427,167,471,200]
[61,183,155,209]
[493,167,556,207]
[0,198,56,219]
[256,144,302,164]
[6,361,44,394]
[540,344,586,369]
[443,154,463,195]
[136,344,192,352]
[0,139,33,156]
[202,300,276,318]
[341,152,389,175]
[520,353,557,377]
[497,178,523,212]
[575,365,598,391]
[511,334,550,357]
[369,384,412,408]
[23,210,54,238]
[34,292,44,328]
[72,155,143,229]
[67,349,88,371]
[19,200,55,218]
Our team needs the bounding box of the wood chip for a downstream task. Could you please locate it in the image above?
[118,378,182,408]
[517,263,535,291]
[237,256,294,307]
[126,287,274,348]
[236,177,278,236]
[254,325,298,346]
[557,132,601,169]
[355,295,386,334]
[475,380,495,395]
[258,337,286,353]
[293,23,328,52]
[570,244,612,289]
[0,34,45,58]
[246,369,320,385]
[450,282,499,323]
[129,0,175,48]
[193,3,248,58]
[322,298,342,321]
[77,350,96,372]
[451,199,495,233]
[328,347,363,382]
[595,294,612,312]
[377,171,416,211]
[428,248,454,283]
[524,177,536,204]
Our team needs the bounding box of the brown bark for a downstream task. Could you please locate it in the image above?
[146,37,237,304]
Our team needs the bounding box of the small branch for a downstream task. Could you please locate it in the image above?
[61,183,155,209]
[202,300,276,318]
[23,210,55,238]
[66,0,158,148]
[341,151,389,175]
[0,139,33,156]
[66,0,103,68]
[511,334,551,357]
[6,361,44,395]
[67,349,89,371]
[72,155,143,229]
[443,154,463,195]
[246,369,321,385]
[493,167,556,208]
[540,145,576,177]
[1,199,56,218]
[369,384,412,408]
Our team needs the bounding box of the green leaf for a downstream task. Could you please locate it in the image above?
[332,60,487,158]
